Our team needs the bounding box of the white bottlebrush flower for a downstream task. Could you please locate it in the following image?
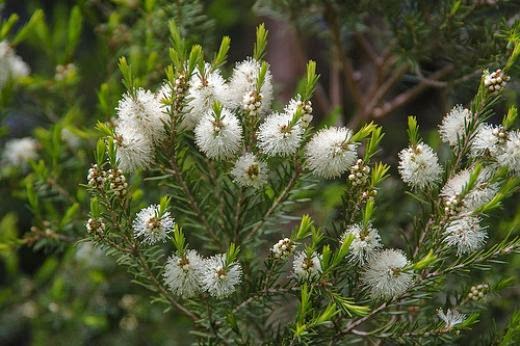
[285,97,313,128]
[305,127,358,179]
[341,224,382,264]
[440,169,497,212]
[114,122,154,173]
[443,216,487,255]
[437,308,466,331]
[470,123,506,158]
[194,107,242,160]
[293,251,322,281]
[227,58,273,115]
[257,112,304,156]
[271,238,295,259]
[361,249,413,299]
[496,130,520,175]
[231,153,268,188]
[116,88,169,144]
[181,66,228,130]
[164,250,204,298]
[200,254,242,298]
[2,137,38,167]
[439,105,473,146]
[0,41,30,87]
[398,143,442,190]
[132,204,174,245]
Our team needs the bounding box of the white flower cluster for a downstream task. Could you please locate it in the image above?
[164,250,204,298]
[175,59,380,189]
[0,41,30,88]
[157,58,274,138]
[440,168,496,255]
[305,127,358,178]
[341,223,382,264]
[469,123,520,175]
[114,121,154,173]
[227,59,273,116]
[361,249,413,299]
[187,66,228,127]
[231,153,268,188]
[292,251,322,281]
[286,98,313,128]
[257,112,304,157]
[167,61,366,184]
[2,137,38,167]
[109,56,376,190]
[439,105,473,146]
[496,130,520,175]
[277,236,412,301]
[256,96,315,159]
[186,62,318,170]
[433,99,520,257]
[442,169,497,212]
[117,89,168,143]
[200,254,243,297]
[271,238,295,259]
[171,65,229,130]
[398,143,442,190]
[132,204,175,245]
[194,107,243,160]
[164,251,243,298]
[443,216,487,255]
[470,123,507,158]
[114,88,168,172]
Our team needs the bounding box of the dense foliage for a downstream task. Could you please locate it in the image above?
[1,1,519,345]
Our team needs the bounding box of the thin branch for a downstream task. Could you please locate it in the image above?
[166,162,223,248]
[412,69,481,88]
[356,42,399,119]
[342,302,388,334]
[354,32,378,66]
[232,288,296,314]
[243,165,301,242]
[330,57,343,111]
[233,188,245,244]
[367,65,409,111]
[324,2,363,109]
[47,177,76,204]
[372,64,454,119]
